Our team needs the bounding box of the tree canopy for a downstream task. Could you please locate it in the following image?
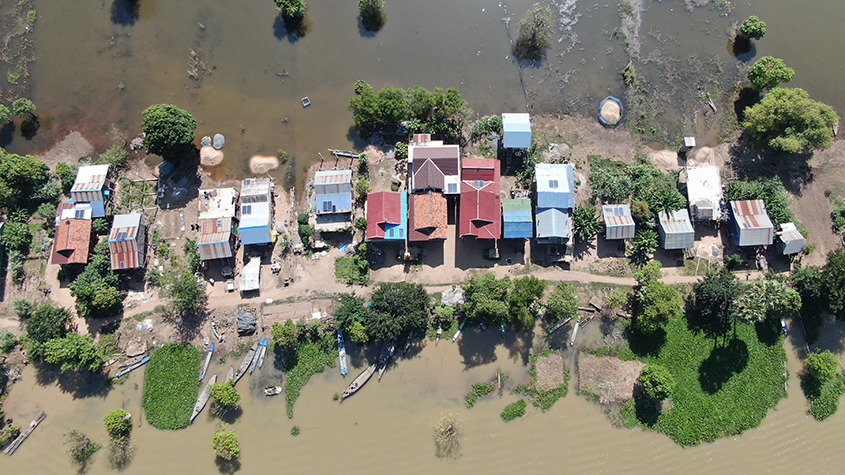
[690,268,740,339]
[44,332,105,373]
[724,176,794,225]
[212,425,239,460]
[822,249,845,318]
[275,0,306,20]
[103,409,132,438]
[463,272,511,324]
[24,303,71,360]
[140,104,197,159]
[0,147,50,212]
[742,87,838,153]
[546,281,579,322]
[271,320,301,347]
[634,280,683,333]
[639,364,675,401]
[739,16,766,40]
[508,276,545,331]
[364,282,429,341]
[588,154,685,214]
[333,293,368,332]
[747,56,794,91]
[210,381,241,409]
[513,3,553,61]
[805,350,839,382]
[735,279,801,324]
[12,98,36,118]
[162,266,208,319]
[572,203,602,241]
[68,241,122,319]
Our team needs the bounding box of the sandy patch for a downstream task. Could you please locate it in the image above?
[36,131,94,166]
[651,149,680,171]
[535,353,566,391]
[578,354,645,404]
[200,146,224,167]
[250,155,280,174]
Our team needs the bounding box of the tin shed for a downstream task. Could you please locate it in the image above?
[658,209,695,250]
[730,200,774,247]
[602,204,635,240]
[502,113,532,148]
[777,222,805,255]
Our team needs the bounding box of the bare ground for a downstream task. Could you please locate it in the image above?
[577,353,645,404]
[534,352,566,391]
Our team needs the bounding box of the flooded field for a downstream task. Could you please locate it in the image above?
[4,323,845,474]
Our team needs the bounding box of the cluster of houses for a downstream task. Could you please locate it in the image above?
[51,164,278,293]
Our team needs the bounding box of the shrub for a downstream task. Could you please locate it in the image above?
[65,430,99,463]
[394,142,408,159]
[12,298,32,318]
[335,255,369,285]
[471,115,503,140]
[806,350,839,383]
[297,212,309,225]
[501,399,527,421]
[290,426,300,436]
[725,253,744,270]
[99,145,129,169]
[103,409,132,438]
[465,382,494,408]
[8,250,24,284]
[739,16,766,40]
[0,331,17,353]
[212,424,239,460]
[546,281,579,321]
[513,4,553,61]
[210,381,241,409]
[92,218,111,235]
[0,105,10,123]
[355,179,370,198]
[1,425,21,447]
[184,238,202,273]
[1,222,32,253]
[12,98,36,118]
[274,0,306,20]
[639,364,675,401]
[142,343,202,430]
[573,203,602,241]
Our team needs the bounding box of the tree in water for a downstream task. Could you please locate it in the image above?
[513,3,553,61]
[739,16,766,40]
[358,0,385,31]
[434,413,462,460]
[747,56,794,91]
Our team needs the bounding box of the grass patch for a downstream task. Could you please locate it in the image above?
[283,333,336,418]
[426,317,457,341]
[514,347,570,411]
[142,343,202,430]
[501,399,527,422]
[801,373,845,421]
[620,316,787,446]
[465,383,494,408]
[334,256,369,285]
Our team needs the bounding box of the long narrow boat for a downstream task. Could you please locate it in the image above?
[377,337,397,381]
[435,326,442,346]
[452,317,468,342]
[234,342,258,383]
[118,354,146,368]
[115,356,150,378]
[257,337,268,369]
[338,329,348,376]
[225,365,234,383]
[340,364,376,402]
[403,330,414,356]
[200,342,214,381]
[190,373,217,422]
[249,339,263,374]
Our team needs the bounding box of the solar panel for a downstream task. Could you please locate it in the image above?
[116,231,128,240]
[242,205,252,215]
[549,180,559,188]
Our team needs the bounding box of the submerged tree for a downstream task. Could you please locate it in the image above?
[65,430,100,465]
[434,413,462,460]
[210,380,242,415]
[212,424,240,461]
[739,16,766,40]
[513,3,553,61]
[748,56,795,91]
[358,0,385,31]
[743,87,838,154]
[275,0,306,20]
[12,98,36,119]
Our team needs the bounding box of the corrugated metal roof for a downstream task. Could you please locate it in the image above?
[730,200,774,246]
[536,164,575,209]
[778,222,805,255]
[536,207,571,240]
[502,198,531,213]
[314,170,352,185]
[504,221,533,239]
[602,204,635,240]
[503,199,533,239]
[73,165,109,191]
[502,113,532,148]
[686,166,723,221]
[658,209,694,249]
[241,257,261,291]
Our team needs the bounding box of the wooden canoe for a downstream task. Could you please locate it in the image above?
[234,342,258,383]
[338,329,348,376]
[118,354,146,368]
[190,373,217,422]
[115,356,150,378]
[200,342,214,380]
[377,337,396,381]
[225,365,234,383]
[340,364,376,401]
[257,336,268,369]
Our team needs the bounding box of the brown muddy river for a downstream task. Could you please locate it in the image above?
[4,0,845,472]
[3,323,845,474]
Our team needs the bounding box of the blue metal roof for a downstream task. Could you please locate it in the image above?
[504,221,533,239]
[535,207,571,240]
[536,164,575,209]
[315,193,352,214]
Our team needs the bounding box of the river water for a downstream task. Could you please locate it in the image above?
[4,0,845,472]
[3,322,845,474]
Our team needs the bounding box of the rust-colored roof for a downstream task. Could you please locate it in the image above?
[413,159,445,191]
[198,217,233,244]
[51,218,92,266]
[408,192,448,241]
[459,158,501,239]
[366,191,402,239]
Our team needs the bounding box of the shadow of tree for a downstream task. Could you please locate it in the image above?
[214,405,243,425]
[0,122,15,148]
[728,136,814,196]
[632,397,660,426]
[733,87,759,123]
[273,14,307,42]
[456,328,498,369]
[698,338,748,394]
[34,362,113,399]
[685,301,730,343]
[358,13,385,36]
[111,0,140,26]
[215,456,241,474]
[627,327,666,357]
[20,117,39,140]
[754,317,783,347]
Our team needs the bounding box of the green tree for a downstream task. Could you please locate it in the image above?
[24,303,71,360]
[691,268,741,340]
[140,104,197,159]
[546,281,579,322]
[271,320,301,347]
[0,105,10,123]
[365,282,430,341]
[347,321,368,345]
[348,80,379,129]
[212,425,239,460]
[748,56,795,91]
[162,266,208,319]
[822,249,845,318]
[210,381,241,409]
[103,409,132,438]
[64,430,100,463]
[805,350,839,382]
[358,0,384,17]
[0,330,18,353]
[463,272,511,324]
[735,279,801,324]
[274,0,306,20]
[98,145,130,169]
[55,162,79,195]
[44,332,105,373]
[12,98,36,118]
[354,216,368,232]
[470,115,503,140]
[0,148,50,211]
[333,293,368,332]
[508,276,544,330]
[376,87,407,124]
[69,241,122,318]
[739,16,766,40]
[184,238,202,273]
[1,221,32,253]
[355,179,370,198]
[92,217,111,235]
[572,203,602,241]
[633,259,663,285]
[742,87,838,153]
[628,229,659,266]
[634,280,683,333]
[513,3,553,61]
[639,364,675,401]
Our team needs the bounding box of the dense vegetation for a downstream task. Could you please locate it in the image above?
[572,202,602,241]
[513,3,553,61]
[621,314,788,446]
[68,241,122,319]
[463,272,546,331]
[501,399,527,422]
[212,424,239,460]
[724,176,795,226]
[283,329,336,418]
[742,87,838,153]
[140,104,197,160]
[465,383,494,408]
[364,282,430,340]
[142,344,202,429]
[348,80,468,141]
[588,154,685,218]
[801,350,845,421]
[747,56,794,91]
[434,414,462,460]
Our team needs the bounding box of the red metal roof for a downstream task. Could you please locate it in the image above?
[459,158,501,239]
[51,218,92,266]
[366,191,402,239]
[408,192,448,241]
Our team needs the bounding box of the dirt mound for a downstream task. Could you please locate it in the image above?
[249,155,279,174]
[535,353,566,391]
[200,146,224,167]
[578,354,644,404]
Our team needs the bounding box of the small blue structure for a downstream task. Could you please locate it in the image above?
[502,113,532,148]
[502,198,533,239]
[535,164,576,244]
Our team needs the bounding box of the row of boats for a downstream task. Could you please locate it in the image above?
[190,336,274,423]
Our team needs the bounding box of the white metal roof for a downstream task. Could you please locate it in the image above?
[686,166,723,221]
[502,113,532,148]
[658,209,694,235]
[74,164,110,188]
[240,257,261,291]
[198,188,239,220]
[240,201,271,229]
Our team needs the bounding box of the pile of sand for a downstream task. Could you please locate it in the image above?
[250,155,279,174]
[600,100,622,123]
[200,146,224,166]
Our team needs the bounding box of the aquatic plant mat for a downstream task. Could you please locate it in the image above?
[283,333,336,418]
[142,343,201,430]
[619,316,787,446]
[515,347,570,411]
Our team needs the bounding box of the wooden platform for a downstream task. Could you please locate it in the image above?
[4,411,46,455]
